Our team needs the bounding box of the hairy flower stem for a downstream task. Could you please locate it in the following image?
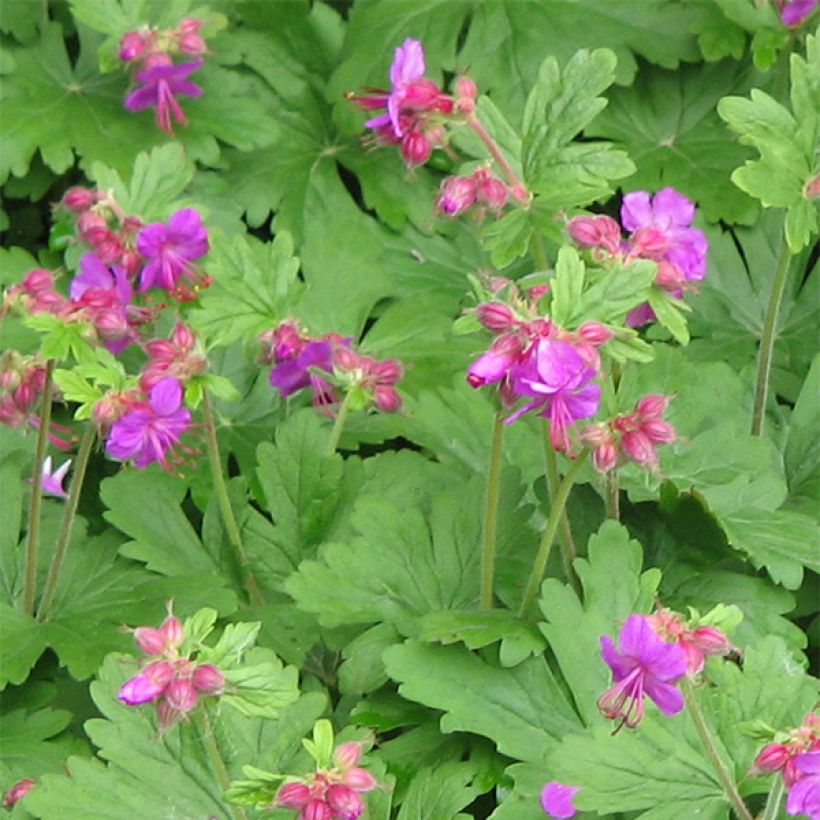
[36,424,96,623]
[682,679,753,820]
[542,431,581,595]
[751,239,792,436]
[192,707,247,820]
[519,453,587,620]
[326,391,353,456]
[480,411,505,609]
[201,390,264,606]
[606,472,620,520]
[22,360,55,616]
[467,114,527,193]
[760,777,785,820]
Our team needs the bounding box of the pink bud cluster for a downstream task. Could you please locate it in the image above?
[580,394,677,473]
[0,350,48,429]
[645,608,732,675]
[2,779,35,808]
[119,18,207,65]
[436,167,517,220]
[263,320,404,414]
[276,742,379,820]
[753,713,820,786]
[118,603,225,730]
[141,322,207,390]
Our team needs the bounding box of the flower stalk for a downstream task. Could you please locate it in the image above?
[480,411,505,609]
[751,239,792,436]
[467,113,527,194]
[760,776,785,820]
[326,390,353,456]
[22,360,55,616]
[682,679,753,820]
[519,452,587,619]
[201,390,263,606]
[36,424,96,622]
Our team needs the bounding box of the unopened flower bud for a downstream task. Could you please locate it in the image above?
[118,666,170,706]
[179,17,203,35]
[630,226,668,259]
[373,384,402,413]
[401,131,432,167]
[156,699,183,731]
[753,743,791,773]
[277,782,311,809]
[455,76,478,100]
[436,175,476,216]
[171,322,196,352]
[577,322,614,346]
[301,800,333,820]
[21,269,54,294]
[474,171,508,212]
[527,284,551,301]
[635,394,671,418]
[178,32,207,55]
[641,418,676,444]
[192,663,225,694]
[164,678,199,712]
[120,249,143,275]
[143,51,174,70]
[3,779,35,808]
[621,430,656,465]
[691,626,730,656]
[592,440,618,473]
[61,187,97,213]
[369,358,403,384]
[580,423,610,448]
[134,626,167,656]
[341,767,378,792]
[476,302,516,332]
[655,260,686,292]
[567,215,621,253]
[326,785,364,820]
[333,346,361,372]
[77,211,109,244]
[804,174,820,199]
[94,235,125,265]
[333,741,363,770]
[160,613,184,648]
[119,30,148,62]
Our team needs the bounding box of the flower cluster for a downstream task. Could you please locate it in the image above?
[119,18,207,134]
[118,603,225,730]
[436,166,521,220]
[581,394,677,473]
[276,740,379,820]
[568,187,708,327]
[350,38,455,167]
[753,713,820,787]
[262,320,404,415]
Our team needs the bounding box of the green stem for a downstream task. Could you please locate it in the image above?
[201,391,264,606]
[751,239,792,437]
[467,114,527,193]
[606,472,620,521]
[760,776,785,820]
[542,431,580,594]
[682,679,753,820]
[519,453,587,620]
[480,411,505,609]
[192,707,247,820]
[22,360,54,616]
[325,391,353,456]
[36,424,96,623]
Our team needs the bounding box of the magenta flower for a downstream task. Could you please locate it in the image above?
[124,58,203,134]
[71,253,132,304]
[269,339,334,399]
[39,456,71,498]
[118,660,174,705]
[541,782,580,818]
[105,377,191,468]
[781,0,818,26]
[506,339,600,452]
[597,614,688,729]
[787,752,820,818]
[136,208,209,293]
[364,39,426,138]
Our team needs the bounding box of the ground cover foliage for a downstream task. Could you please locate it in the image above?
[0,1,818,818]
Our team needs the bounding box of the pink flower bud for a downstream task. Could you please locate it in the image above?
[455,76,478,100]
[134,627,167,656]
[333,742,363,770]
[143,51,174,70]
[156,699,183,731]
[467,349,515,388]
[21,269,54,293]
[0,369,21,391]
[61,187,97,213]
[120,248,143,275]
[373,385,402,413]
[635,394,670,418]
[2,779,35,808]
[691,626,730,656]
[333,346,361,372]
[592,440,618,473]
[119,31,148,62]
[621,430,657,465]
[655,260,686,292]
[369,358,403,384]
[341,767,378,793]
[118,665,171,705]
[94,235,125,265]
[630,226,668,259]
[576,322,614,346]
[403,78,446,110]
[436,176,476,216]
[94,309,130,341]
[300,800,333,820]
[326,785,364,820]
[805,174,820,199]
[164,677,199,712]
[401,131,432,167]
[567,215,621,253]
[13,383,37,412]
[160,613,184,648]
[527,284,551,302]
[476,302,516,332]
[278,782,311,809]
[641,418,676,444]
[753,743,791,773]
[179,17,203,35]
[474,172,508,212]
[178,33,207,56]
[77,211,109,244]
[192,663,225,694]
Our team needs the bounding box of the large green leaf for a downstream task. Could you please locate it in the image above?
[587,60,758,224]
[396,761,483,820]
[383,641,583,765]
[784,354,820,517]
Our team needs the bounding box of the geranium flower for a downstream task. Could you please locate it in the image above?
[780,0,818,27]
[105,377,191,468]
[786,751,820,818]
[39,456,71,498]
[124,58,203,134]
[541,782,580,818]
[136,208,209,293]
[597,614,688,729]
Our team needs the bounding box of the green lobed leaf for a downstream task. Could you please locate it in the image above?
[396,761,483,820]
